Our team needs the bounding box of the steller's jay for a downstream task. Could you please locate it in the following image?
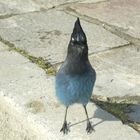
[55,18,96,134]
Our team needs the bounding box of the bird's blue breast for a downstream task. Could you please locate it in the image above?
[55,70,96,106]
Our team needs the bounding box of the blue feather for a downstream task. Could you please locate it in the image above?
[55,69,96,106]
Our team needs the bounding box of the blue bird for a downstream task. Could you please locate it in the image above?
[55,18,96,134]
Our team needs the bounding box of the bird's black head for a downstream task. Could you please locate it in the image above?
[67,18,88,61]
[71,18,87,45]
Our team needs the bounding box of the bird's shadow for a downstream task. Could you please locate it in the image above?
[69,117,104,129]
[69,101,120,129]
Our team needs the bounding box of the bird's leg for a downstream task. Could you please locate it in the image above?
[60,106,70,134]
[83,105,94,134]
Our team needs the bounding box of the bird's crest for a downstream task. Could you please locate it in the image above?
[71,18,87,44]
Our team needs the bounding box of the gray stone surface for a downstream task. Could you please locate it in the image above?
[0,104,43,140]
[0,0,106,16]
[69,0,140,39]
[31,0,79,9]
[0,1,140,139]
[0,9,128,64]
[89,45,140,97]
[0,42,8,51]
[79,0,107,3]
[0,0,40,16]
[0,43,140,140]
[126,105,140,123]
[0,0,82,17]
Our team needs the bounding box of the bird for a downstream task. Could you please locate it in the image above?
[55,18,96,134]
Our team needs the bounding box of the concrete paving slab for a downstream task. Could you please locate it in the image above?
[69,0,140,39]
[0,42,8,51]
[89,45,140,97]
[79,0,107,4]
[31,0,79,9]
[0,0,107,16]
[0,0,40,16]
[0,9,128,64]
[0,43,140,139]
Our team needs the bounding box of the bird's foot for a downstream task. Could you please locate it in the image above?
[86,121,94,134]
[60,121,70,134]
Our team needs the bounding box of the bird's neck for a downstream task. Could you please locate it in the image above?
[65,54,89,74]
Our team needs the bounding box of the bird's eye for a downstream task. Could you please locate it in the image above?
[71,37,74,41]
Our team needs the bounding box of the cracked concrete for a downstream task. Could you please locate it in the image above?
[0,0,140,139]
[65,0,140,46]
[0,9,128,64]
[90,45,140,97]
[68,0,140,38]
[0,0,41,16]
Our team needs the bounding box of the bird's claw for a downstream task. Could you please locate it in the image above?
[86,121,94,134]
[60,121,70,134]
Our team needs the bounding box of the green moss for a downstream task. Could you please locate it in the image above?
[0,14,18,19]
[0,35,56,75]
[11,47,56,75]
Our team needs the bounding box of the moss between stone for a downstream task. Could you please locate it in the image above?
[0,14,18,19]
[108,96,140,104]
[91,95,140,133]
[0,36,56,75]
